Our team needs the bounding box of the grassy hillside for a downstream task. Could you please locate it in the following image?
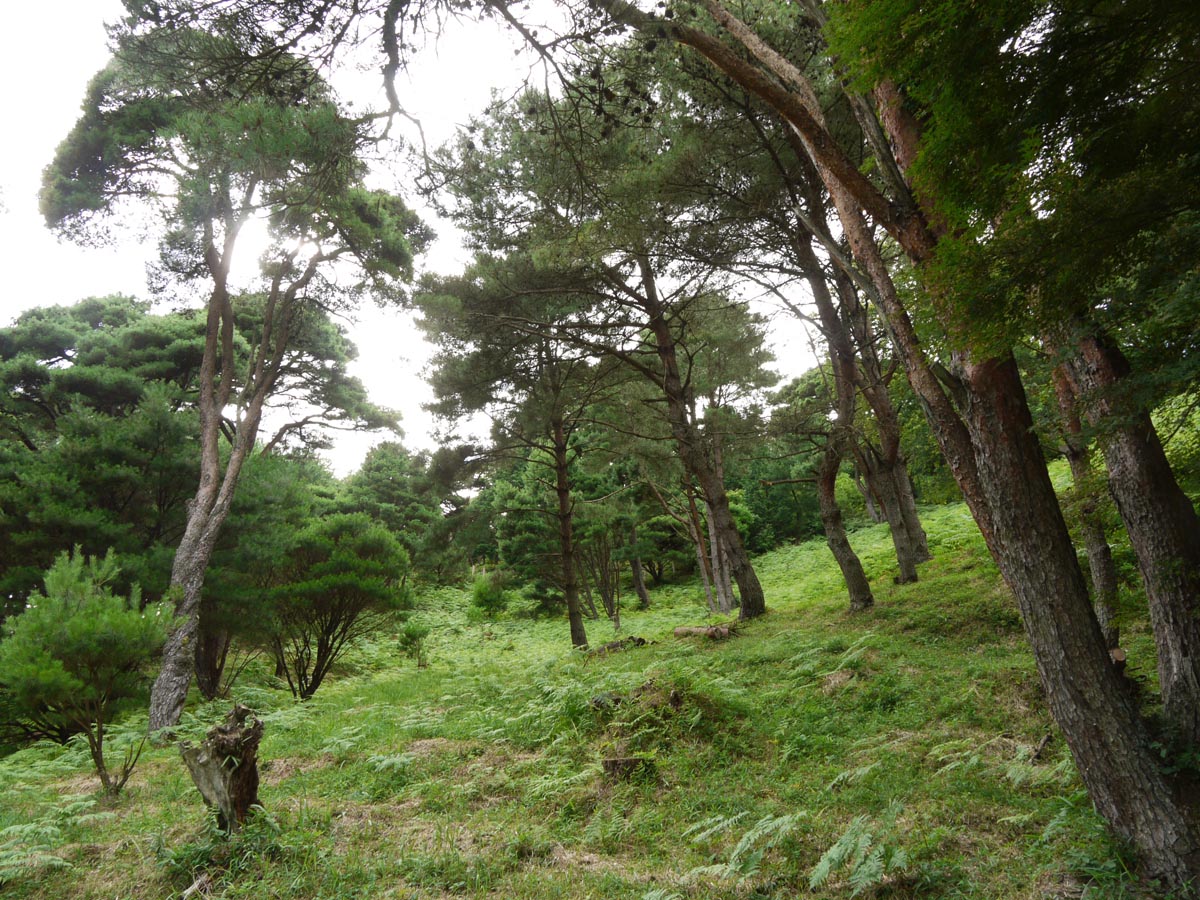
[0,504,1151,899]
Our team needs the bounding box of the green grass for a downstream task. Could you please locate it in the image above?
[0,503,1146,899]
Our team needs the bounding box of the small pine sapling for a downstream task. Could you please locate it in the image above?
[0,549,173,794]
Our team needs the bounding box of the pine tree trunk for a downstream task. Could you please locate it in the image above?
[954,353,1200,885]
[893,461,931,562]
[553,417,589,650]
[1051,364,1120,649]
[685,490,718,614]
[629,528,652,610]
[706,499,734,614]
[1069,330,1200,745]
[638,255,766,619]
[818,440,874,611]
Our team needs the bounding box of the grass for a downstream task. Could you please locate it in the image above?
[0,503,1149,899]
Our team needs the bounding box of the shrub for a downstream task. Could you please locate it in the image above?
[0,549,172,793]
[470,572,509,617]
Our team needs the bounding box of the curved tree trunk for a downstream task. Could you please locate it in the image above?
[818,439,874,611]
[954,353,1200,886]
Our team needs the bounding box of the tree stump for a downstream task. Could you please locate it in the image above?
[180,704,263,832]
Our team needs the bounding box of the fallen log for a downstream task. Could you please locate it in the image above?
[592,635,649,655]
[180,704,263,832]
[673,625,734,640]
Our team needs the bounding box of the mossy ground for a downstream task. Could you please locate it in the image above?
[0,504,1152,898]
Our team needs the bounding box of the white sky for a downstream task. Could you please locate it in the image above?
[0,3,814,476]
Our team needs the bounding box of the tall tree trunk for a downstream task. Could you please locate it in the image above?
[706,499,735,614]
[552,417,589,649]
[685,486,719,614]
[150,246,315,732]
[819,438,874,611]
[1051,364,1120,649]
[194,616,232,701]
[629,526,652,609]
[1069,329,1200,745]
[953,353,1200,886]
[585,3,1200,879]
[796,230,916,585]
[637,254,766,619]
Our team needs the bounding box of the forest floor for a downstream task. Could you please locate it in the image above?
[0,503,1162,899]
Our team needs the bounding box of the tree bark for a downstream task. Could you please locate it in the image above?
[1050,363,1120,649]
[180,704,263,832]
[1068,329,1200,745]
[637,254,766,619]
[953,353,1200,886]
[818,439,874,611]
[685,487,719,614]
[553,416,589,650]
[629,526,652,609]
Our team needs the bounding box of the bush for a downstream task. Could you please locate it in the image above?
[399,620,431,668]
[0,549,172,793]
[470,572,509,617]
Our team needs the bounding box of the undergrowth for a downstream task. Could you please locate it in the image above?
[0,503,1150,899]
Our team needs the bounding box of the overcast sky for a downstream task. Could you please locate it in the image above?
[0,3,813,476]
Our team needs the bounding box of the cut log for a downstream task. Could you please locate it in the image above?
[180,704,264,832]
[673,625,734,640]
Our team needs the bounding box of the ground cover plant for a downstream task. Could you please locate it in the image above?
[0,502,1160,899]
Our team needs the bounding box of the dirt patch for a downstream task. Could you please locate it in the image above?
[821,669,855,693]
[259,756,327,786]
[406,738,470,759]
[549,846,629,874]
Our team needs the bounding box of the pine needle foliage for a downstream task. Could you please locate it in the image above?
[0,549,172,793]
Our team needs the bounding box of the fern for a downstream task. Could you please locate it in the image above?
[685,812,805,884]
[809,802,910,897]
[0,796,114,886]
[640,889,684,900]
[367,752,414,773]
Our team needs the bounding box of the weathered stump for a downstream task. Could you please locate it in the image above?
[180,704,263,832]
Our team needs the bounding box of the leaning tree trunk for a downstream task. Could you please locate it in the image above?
[553,417,589,650]
[793,214,923,583]
[637,255,766,619]
[149,244,311,732]
[855,445,920,584]
[1050,363,1120,649]
[818,438,874,611]
[953,353,1200,886]
[1069,329,1200,746]
[632,1,1200,880]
